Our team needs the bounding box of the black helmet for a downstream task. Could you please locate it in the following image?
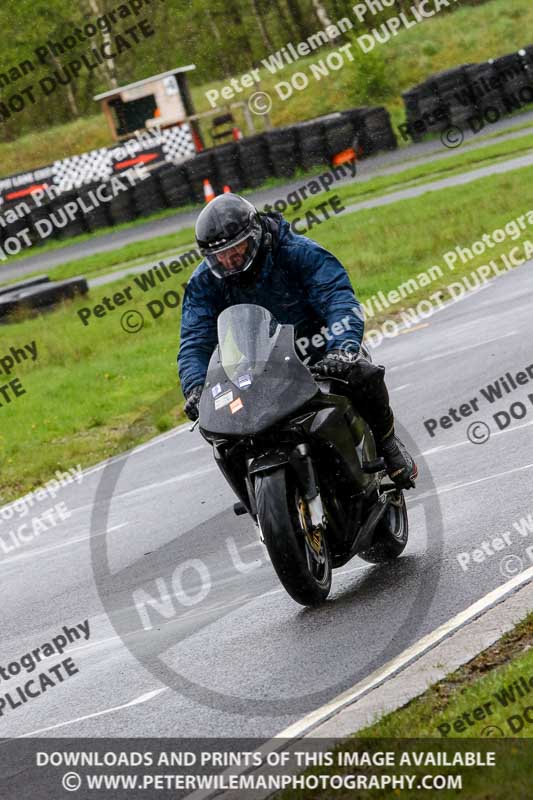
[195,193,264,280]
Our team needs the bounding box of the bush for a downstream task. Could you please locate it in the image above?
[346,38,397,105]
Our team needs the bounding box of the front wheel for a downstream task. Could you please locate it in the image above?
[358,491,409,563]
[255,467,332,606]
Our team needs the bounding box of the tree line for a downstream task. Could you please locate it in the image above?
[0,0,490,142]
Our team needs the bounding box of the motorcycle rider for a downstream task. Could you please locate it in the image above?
[178,193,417,489]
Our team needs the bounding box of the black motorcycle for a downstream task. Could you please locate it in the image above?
[198,303,409,606]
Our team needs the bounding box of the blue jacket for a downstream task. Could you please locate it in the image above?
[178,214,365,397]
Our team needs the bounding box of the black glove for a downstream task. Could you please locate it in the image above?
[312,350,386,392]
[311,349,359,380]
[184,385,203,421]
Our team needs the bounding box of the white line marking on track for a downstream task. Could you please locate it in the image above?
[67,465,219,516]
[78,424,191,480]
[275,564,533,739]
[181,570,533,800]
[12,556,533,742]
[14,689,166,738]
[389,331,517,371]
[422,418,533,456]
[391,384,411,392]
[414,460,533,501]
[0,524,127,566]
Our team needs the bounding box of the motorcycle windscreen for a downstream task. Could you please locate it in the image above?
[199,303,319,435]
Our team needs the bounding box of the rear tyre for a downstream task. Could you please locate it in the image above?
[358,491,409,563]
[255,467,332,606]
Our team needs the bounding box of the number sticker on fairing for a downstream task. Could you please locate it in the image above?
[214,390,233,410]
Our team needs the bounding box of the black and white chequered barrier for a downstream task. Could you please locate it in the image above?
[0,122,197,203]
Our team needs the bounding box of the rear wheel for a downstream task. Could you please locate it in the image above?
[358,491,409,563]
[255,467,332,606]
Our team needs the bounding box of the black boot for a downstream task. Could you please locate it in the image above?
[378,433,418,489]
[319,352,418,489]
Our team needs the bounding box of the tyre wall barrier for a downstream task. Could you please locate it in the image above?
[238,134,272,187]
[0,276,49,297]
[212,142,246,191]
[265,126,300,178]
[402,44,533,139]
[156,163,194,207]
[183,150,219,202]
[0,277,88,321]
[0,103,396,252]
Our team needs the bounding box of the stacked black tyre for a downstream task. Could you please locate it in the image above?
[464,62,513,119]
[237,134,271,187]
[183,151,219,202]
[212,143,245,192]
[401,89,423,141]
[49,193,87,241]
[0,276,49,297]
[358,107,397,154]
[1,208,35,250]
[402,79,449,142]
[432,65,477,128]
[265,127,299,178]
[132,173,167,218]
[492,52,533,109]
[108,182,137,224]
[295,120,328,170]
[339,108,367,155]
[29,202,55,244]
[155,163,193,207]
[79,183,112,233]
[322,114,357,159]
[0,277,88,321]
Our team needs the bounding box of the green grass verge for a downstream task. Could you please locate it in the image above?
[359,612,533,738]
[3,127,533,289]
[2,163,533,501]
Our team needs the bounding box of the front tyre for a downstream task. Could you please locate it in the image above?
[358,491,409,563]
[255,467,332,606]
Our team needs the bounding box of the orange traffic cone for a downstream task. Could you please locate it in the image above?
[203,179,215,203]
[223,185,232,193]
[332,147,357,167]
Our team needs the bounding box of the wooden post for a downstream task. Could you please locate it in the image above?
[101,100,117,140]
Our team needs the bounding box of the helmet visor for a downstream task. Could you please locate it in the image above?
[203,219,262,279]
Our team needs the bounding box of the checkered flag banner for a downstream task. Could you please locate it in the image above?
[160,123,197,161]
[25,123,199,194]
[51,148,114,189]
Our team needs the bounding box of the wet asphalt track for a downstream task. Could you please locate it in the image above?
[2,253,533,738]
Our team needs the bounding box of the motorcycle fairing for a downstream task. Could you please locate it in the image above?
[199,304,319,436]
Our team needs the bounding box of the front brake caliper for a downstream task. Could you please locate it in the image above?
[298,498,323,554]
